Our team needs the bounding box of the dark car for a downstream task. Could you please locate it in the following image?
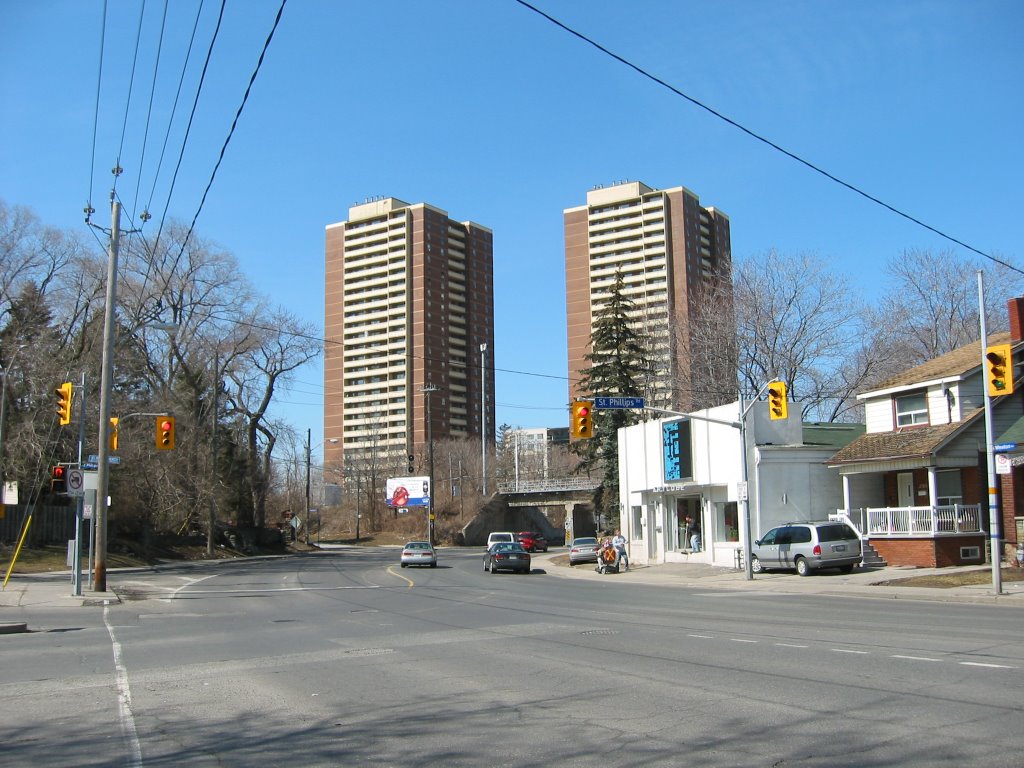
[516,531,548,552]
[483,542,531,574]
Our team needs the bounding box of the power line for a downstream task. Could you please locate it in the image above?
[512,0,1020,276]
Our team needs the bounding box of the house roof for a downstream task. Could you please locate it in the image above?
[865,331,1014,395]
[827,408,983,466]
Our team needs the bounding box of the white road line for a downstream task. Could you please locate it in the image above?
[775,643,809,648]
[104,605,143,768]
[730,638,758,643]
[959,661,1015,669]
[687,634,714,639]
[832,649,869,654]
[892,655,941,662]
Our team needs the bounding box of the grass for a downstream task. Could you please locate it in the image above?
[876,567,1024,588]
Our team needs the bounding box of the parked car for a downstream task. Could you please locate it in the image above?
[516,531,548,552]
[400,541,437,568]
[483,542,531,574]
[568,536,600,566]
[486,531,516,549]
[751,521,862,576]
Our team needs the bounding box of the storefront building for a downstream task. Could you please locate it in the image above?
[618,402,862,569]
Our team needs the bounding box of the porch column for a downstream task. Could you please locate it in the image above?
[927,467,938,507]
[842,474,852,512]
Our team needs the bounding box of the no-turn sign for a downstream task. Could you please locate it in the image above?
[66,468,85,496]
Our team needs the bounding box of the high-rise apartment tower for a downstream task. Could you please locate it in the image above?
[324,197,494,472]
[564,181,734,414]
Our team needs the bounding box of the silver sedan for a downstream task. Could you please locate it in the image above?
[400,541,437,568]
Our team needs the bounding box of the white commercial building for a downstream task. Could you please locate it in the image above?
[618,402,860,569]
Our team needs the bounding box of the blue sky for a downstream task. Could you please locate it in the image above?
[2,1,1021,454]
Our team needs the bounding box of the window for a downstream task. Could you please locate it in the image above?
[936,470,963,506]
[895,392,928,427]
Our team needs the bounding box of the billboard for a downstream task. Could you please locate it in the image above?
[386,476,431,509]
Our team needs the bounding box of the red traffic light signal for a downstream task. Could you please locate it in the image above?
[571,400,594,439]
[156,416,176,450]
[51,465,67,493]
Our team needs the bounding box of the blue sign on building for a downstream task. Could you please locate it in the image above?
[662,419,692,482]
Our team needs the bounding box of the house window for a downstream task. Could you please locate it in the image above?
[936,469,963,506]
[895,392,928,426]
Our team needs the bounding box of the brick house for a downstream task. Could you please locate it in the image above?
[827,300,1024,567]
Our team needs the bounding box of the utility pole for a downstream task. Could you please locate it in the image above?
[94,192,121,592]
[422,385,439,545]
[480,343,487,496]
[207,353,219,556]
[305,427,312,545]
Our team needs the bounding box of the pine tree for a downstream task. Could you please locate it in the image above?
[573,272,653,522]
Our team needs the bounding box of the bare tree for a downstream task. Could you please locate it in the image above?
[733,250,869,421]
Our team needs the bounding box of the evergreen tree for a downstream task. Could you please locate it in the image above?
[573,272,653,522]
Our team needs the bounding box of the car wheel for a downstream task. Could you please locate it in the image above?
[401,563,407,568]
[490,564,498,574]
[430,562,437,568]
[751,555,763,574]
[795,557,811,577]
[484,561,489,572]
[838,564,854,574]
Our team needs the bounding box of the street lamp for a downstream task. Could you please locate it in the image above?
[0,344,28,488]
[305,433,339,545]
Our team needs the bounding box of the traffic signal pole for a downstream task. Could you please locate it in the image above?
[94,195,121,592]
[978,271,1003,596]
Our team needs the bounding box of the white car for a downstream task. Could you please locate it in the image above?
[486,531,516,548]
[400,541,437,568]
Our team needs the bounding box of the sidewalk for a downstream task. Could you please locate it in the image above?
[536,552,1024,605]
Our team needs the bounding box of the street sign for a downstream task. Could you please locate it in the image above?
[87,454,121,465]
[66,469,85,496]
[994,442,1017,453]
[594,396,645,409]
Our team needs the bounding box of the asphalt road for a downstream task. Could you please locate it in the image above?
[2,547,1022,767]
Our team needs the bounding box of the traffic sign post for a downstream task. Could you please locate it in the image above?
[66,468,85,496]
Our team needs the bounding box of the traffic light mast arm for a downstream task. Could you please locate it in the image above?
[645,379,781,428]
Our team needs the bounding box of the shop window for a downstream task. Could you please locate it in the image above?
[631,506,642,540]
[714,501,739,542]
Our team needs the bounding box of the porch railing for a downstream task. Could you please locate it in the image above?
[861,504,983,537]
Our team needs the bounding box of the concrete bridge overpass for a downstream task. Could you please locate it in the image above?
[496,478,603,543]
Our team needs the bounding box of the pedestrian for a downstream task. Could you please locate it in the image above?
[612,529,629,571]
[682,516,694,552]
[1016,542,1024,568]
[690,519,702,554]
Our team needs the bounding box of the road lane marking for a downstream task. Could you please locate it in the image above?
[775,643,809,648]
[831,649,869,654]
[104,605,143,768]
[730,638,758,643]
[386,566,415,588]
[892,655,941,662]
[687,634,714,639]
[959,661,1015,669]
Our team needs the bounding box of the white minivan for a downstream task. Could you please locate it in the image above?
[486,531,515,548]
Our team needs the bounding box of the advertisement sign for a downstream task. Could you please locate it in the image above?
[386,476,431,509]
[662,419,693,482]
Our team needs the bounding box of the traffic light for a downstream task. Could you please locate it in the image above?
[767,381,788,420]
[156,416,176,450]
[407,454,415,474]
[55,382,73,425]
[51,465,66,493]
[109,417,120,452]
[985,344,1015,397]
[570,400,594,439]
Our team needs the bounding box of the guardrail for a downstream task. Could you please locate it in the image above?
[497,478,602,494]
